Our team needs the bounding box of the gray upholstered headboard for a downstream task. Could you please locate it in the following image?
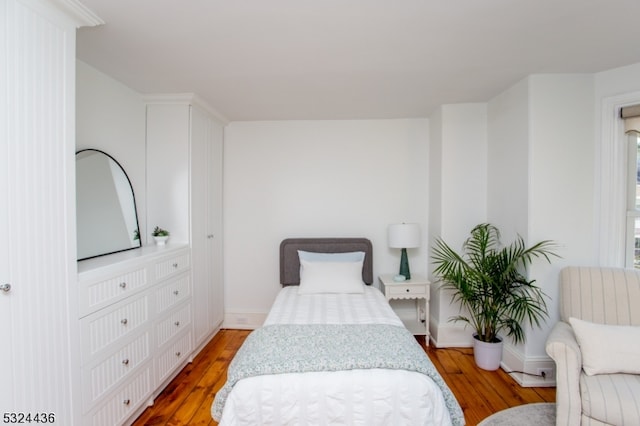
[280,238,373,286]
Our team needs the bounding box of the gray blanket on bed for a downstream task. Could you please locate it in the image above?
[211,324,465,425]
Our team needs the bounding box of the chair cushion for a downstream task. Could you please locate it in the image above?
[580,372,640,425]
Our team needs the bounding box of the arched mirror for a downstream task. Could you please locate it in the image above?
[76,149,142,261]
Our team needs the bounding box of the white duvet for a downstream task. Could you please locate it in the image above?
[216,286,454,426]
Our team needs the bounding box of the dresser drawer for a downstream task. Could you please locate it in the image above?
[154,251,190,281]
[82,331,151,412]
[86,362,153,426]
[82,294,150,362]
[79,266,148,317]
[386,284,427,297]
[155,274,191,315]
[157,330,192,384]
[156,303,192,347]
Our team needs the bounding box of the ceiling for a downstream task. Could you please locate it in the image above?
[76,0,640,122]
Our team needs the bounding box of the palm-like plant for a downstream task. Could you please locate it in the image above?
[432,223,558,344]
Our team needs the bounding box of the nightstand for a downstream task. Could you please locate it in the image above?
[379,274,430,342]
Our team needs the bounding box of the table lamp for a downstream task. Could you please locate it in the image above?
[388,223,421,280]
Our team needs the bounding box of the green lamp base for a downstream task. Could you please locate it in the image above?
[399,247,411,280]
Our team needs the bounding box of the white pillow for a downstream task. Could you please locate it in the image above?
[298,259,364,294]
[569,317,640,375]
[297,250,365,262]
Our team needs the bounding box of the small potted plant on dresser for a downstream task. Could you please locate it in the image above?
[431,223,558,371]
[152,226,170,245]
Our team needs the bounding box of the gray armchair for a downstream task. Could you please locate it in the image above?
[545,266,640,425]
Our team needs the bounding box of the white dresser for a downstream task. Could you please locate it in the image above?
[78,244,192,426]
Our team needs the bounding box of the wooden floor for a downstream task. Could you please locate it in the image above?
[132,329,555,426]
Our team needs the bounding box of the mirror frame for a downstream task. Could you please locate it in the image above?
[76,148,142,261]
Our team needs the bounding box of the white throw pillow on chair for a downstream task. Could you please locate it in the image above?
[569,317,640,375]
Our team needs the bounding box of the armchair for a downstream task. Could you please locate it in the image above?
[546,266,640,425]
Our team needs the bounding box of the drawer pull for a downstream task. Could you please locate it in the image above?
[123,399,131,406]
[119,282,127,289]
[173,290,179,296]
[175,351,181,357]
[173,263,178,268]
[122,358,129,366]
[121,318,128,325]
[174,321,180,327]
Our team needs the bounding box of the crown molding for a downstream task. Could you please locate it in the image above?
[143,93,229,125]
[52,0,104,27]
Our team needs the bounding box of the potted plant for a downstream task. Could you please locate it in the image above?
[431,223,558,370]
[152,226,170,245]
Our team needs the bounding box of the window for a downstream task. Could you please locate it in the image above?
[626,132,640,268]
[599,93,640,267]
[622,105,640,268]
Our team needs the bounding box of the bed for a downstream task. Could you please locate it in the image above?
[212,238,465,425]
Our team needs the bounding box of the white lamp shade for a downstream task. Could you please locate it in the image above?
[388,223,421,248]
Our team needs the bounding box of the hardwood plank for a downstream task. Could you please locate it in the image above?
[447,373,490,426]
[131,329,555,426]
[164,357,231,425]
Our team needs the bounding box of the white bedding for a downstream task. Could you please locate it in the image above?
[264,285,404,327]
[216,286,456,425]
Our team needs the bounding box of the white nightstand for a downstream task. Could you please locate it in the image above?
[379,274,430,342]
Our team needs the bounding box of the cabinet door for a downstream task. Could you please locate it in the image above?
[1,0,78,419]
[209,118,224,328]
[190,106,214,346]
[0,3,11,404]
[191,106,224,347]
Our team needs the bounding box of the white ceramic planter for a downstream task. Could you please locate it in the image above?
[473,335,503,371]
[153,235,169,245]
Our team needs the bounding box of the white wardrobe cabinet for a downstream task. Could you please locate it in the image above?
[1,1,102,424]
[146,97,224,352]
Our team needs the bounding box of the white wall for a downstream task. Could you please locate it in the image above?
[223,119,429,327]
[76,61,148,242]
[487,78,530,239]
[527,73,596,351]
[428,103,488,346]
[426,75,597,384]
[595,62,640,100]
[483,74,597,385]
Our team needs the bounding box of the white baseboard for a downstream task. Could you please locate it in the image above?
[501,343,556,387]
[429,317,474,347]
[223,311,267,330]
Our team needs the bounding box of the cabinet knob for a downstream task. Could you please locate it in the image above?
[123,399,131,406]
[406,288,410,293]
[173,290,179,296]
[173,263,178,268]
[207,234,214,239]
[175,351,181,357]
[174,321,180,327]
[121,318,128,325]
[122,358,129,366]
[0,283,11,293]
[119,282,127,289]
